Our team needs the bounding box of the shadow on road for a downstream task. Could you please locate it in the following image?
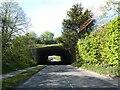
[14,65,119,90]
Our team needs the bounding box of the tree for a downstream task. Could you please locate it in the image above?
[62,3,95,38]
[1,2,35,73]
[25,31,38,48]
[40,31,54,44]
[56,36,63,44]
[26,31,37,43]
[61,3,95,60]
[2,35,36,73]
[27,31,37,40]
[0,2,31,48]
[101,0,119,17]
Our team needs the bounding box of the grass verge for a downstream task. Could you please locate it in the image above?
[35,44,62,48]
[72,63,119,77]
[2,65,45,90]
[3,61,37,74]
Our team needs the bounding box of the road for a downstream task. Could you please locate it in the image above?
[16,65,119,89]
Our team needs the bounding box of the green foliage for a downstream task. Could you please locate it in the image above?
[56,36,63,44]
[2,66,45,90]
[76,17,119,75]
[62,3,95,37]
[61,3,95,61]
[1,2,36,74]
[27,31,37,40]
[62,31,78,54]
[74,64,119,76]
[55,56,61,61]
[1,2,30,48]
[40,31,55,44]
[26,31,38,44]
[2,35,36,74]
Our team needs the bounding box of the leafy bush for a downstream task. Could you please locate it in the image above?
[2,35,36,74]
[76,17,119,75]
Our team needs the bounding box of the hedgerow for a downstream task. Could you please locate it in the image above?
[76,17,119,68]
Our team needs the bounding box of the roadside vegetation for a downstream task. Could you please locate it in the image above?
[1,2,57,74]
[75,17,119,76]
[2,66,45,90]
[1,0,119,80]
[1,2,39,74]
[73,63,119,76]
[2,35,37,74]
[58,0,119,76]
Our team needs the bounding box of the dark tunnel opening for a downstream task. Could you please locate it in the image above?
[31,46,74,65]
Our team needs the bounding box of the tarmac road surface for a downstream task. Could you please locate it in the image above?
[16,65,119,90]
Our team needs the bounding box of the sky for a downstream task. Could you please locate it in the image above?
[1,0,107,37]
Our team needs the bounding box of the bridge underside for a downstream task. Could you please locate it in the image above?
[32,46,73,65]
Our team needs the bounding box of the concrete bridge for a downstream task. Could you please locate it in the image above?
[31,46,73,65]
